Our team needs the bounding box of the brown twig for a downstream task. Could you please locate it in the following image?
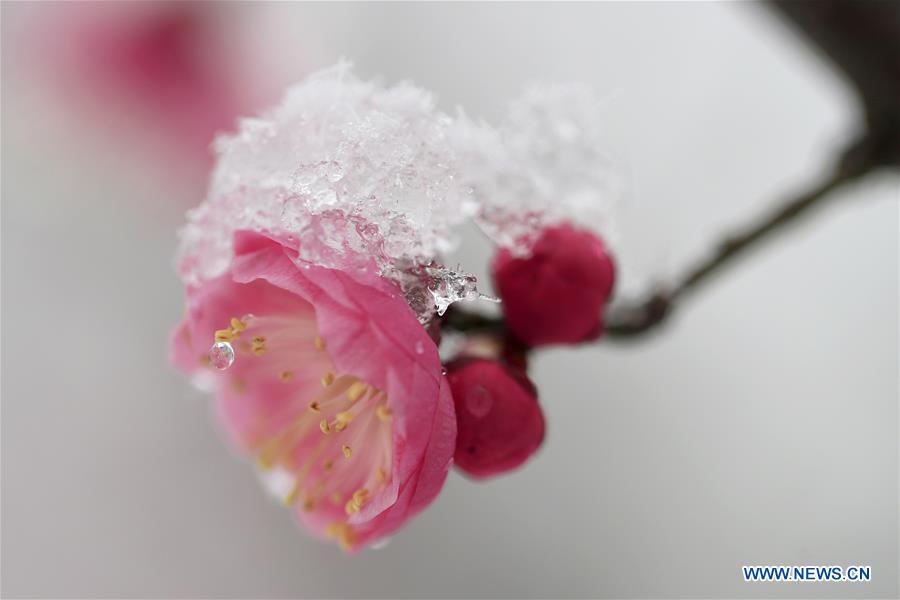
[442,136,879,341]
[603,136,878,339]
[603,0,900,338]
[442,1,898,344]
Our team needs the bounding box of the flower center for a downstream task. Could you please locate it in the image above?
[212,313,393,546]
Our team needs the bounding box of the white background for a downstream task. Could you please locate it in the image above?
[3,2,897,598]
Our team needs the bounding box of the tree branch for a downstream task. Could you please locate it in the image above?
[443,1,898,345]
[603,137,879,339]
[443,133,889,342]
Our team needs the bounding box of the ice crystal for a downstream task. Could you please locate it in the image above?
[175,65,623,322]
[176,63,480,298]
[453,84,626,255]
[385,261,499,323]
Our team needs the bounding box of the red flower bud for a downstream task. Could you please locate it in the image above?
[491,224,615,347]
[445,357,545,479]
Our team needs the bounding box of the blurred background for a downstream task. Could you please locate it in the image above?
[2,2,897,598]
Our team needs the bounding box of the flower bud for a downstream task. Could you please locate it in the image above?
[491,224,615,346]
[445,357,544,479]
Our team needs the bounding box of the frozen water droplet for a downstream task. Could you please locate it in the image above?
[426,266,499,316]
[209,341,235,370]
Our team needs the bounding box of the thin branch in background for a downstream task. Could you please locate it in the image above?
[605,0,900,338]
[442,1,898,344]
[604,135,878,339]
[442,140,876,341]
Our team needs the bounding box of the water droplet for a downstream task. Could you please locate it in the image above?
[209,341,235,370]
[465,385,493,418]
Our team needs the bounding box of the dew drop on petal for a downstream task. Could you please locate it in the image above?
[209,341,235,370]
[465,384,493,418]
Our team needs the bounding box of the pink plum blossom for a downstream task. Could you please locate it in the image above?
[168,63,621,549]
[170,65,471,550]
[32,2,276,191]
[172,232,455,551]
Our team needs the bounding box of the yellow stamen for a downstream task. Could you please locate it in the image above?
[314,336,325,350]
[321,372,335,387]
[342,445,352,459]
[332,409,355,432]
[376,467,387,484]
[376,404,392,422]
[338,527,355,550]
[325,522,356,550]
[319,419,331,434]
[214,329,234,342]
[344,490,369,515]
[347,381,368,402]
[250,335,267,356]
[322,458,333,471]
[309,401,321,412]
[256,417,331,476]
[255,413,315,469]
[301,498,315,512]
[279,371,294,382]
[230,317,247,332]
